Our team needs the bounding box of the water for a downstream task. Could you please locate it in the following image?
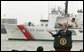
[1,34,83,51]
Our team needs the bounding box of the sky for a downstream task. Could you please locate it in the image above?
[1,1,83,25]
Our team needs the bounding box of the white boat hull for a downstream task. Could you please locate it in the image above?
[4,24,83,41]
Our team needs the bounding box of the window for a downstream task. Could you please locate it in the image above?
[41,24,43,26]
[79,30,83,33]
[46,24,48,27]
[71,30,76,35]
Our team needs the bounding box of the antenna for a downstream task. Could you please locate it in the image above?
[51,2,52,13]
[65,1,68,15]
[48,2,50,14]
[48,2,50,20]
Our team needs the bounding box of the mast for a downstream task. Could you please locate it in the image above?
[65,1,68,15]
